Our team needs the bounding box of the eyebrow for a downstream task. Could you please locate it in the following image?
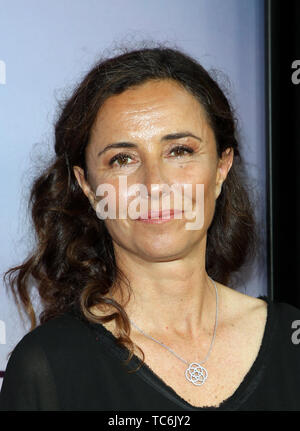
[97,132,203,157]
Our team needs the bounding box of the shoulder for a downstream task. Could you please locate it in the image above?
[269,298,300,320]
[216,281,300,327]
[0,313,83,411]
[6,310,96,372]
[217,281,300,353]
[20,311,88,344]
[216,281,268,328]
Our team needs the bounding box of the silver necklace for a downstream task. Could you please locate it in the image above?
[129,276,218,386]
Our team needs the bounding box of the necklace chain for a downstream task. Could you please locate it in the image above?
[129,276,218,366]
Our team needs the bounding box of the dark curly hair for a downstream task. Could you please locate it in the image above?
[3,43,261,372]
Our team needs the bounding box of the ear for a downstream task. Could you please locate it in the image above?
[215,147,234,199]
[73,165,97,209]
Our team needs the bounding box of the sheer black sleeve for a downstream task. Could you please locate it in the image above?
[0,333,59,411]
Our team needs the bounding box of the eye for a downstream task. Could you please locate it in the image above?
[169,145,194,157]
[108,153,134,168]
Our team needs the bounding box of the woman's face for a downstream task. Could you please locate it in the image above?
[73,79,233,261]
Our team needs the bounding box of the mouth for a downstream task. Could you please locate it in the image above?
[136,209,183,223]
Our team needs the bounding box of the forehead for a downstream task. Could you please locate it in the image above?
[92,79,210,134]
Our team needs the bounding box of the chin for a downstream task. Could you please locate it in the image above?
[134,237,192,261]
[138,249,185,262]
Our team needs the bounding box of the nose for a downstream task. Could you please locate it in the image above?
[141,159,170,200]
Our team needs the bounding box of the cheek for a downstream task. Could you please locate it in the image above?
[182,167,217,229]
[180,166,216,200]
[95,178,143,220]
[93,164,217,224]
[92,177,119,220]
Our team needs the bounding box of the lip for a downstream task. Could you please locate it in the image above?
[137,209,183,223]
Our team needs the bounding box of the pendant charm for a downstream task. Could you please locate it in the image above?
[185,362,208,386]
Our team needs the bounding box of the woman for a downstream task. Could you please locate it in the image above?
[0,46,299,411]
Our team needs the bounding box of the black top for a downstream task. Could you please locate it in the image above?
[1,296,300,411]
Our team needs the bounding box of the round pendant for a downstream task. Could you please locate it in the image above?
[185,362,208,386]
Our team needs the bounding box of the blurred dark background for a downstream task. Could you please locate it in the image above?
[265,0,300,308]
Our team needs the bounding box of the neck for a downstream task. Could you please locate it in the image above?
[106,242,218,342]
